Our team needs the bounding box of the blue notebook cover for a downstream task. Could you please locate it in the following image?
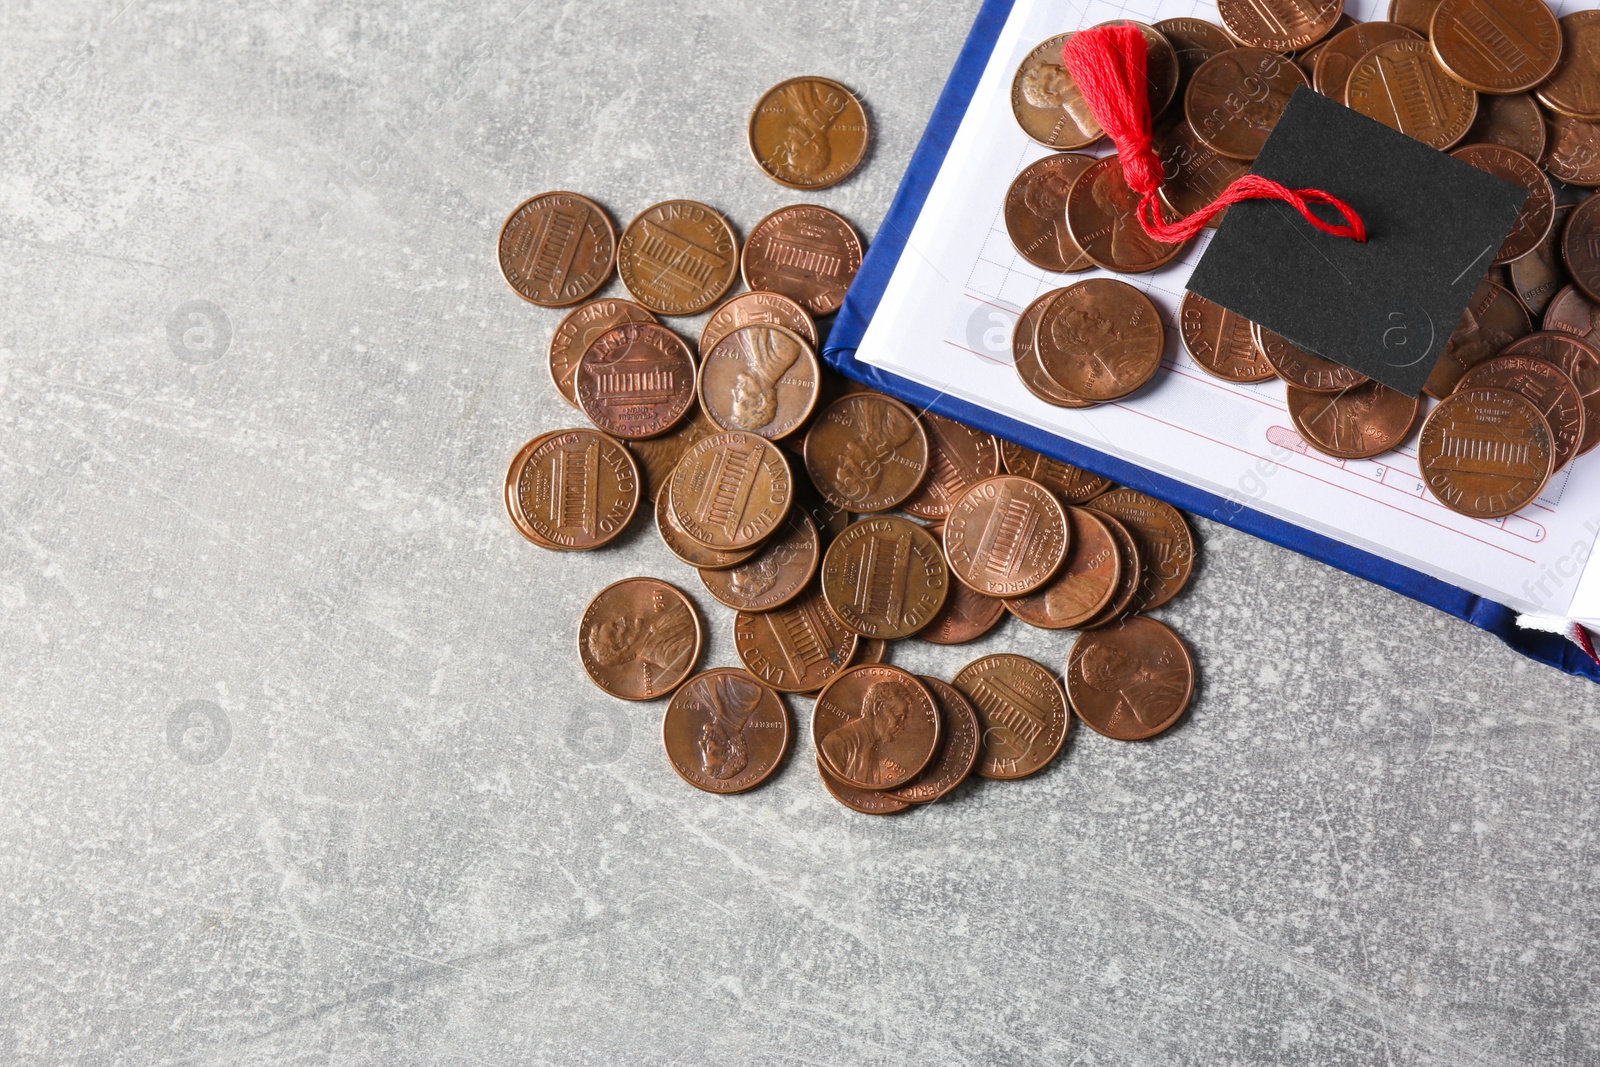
[819,0,1600,685]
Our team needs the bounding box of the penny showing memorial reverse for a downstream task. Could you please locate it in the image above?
[1418,387,1554,517]
[699,512,819,612]
[1313,23,1419,105]
[1084,487,1194,612]
[733,586,858,694]
[886,677,981,804]
[578,577,701,701]
[1079,511,1142,629]
[1563,195,1600,305]
[1013,290,1092,408]
[1462,92,1547,162]
[1429,0,1559,94]
[1000,441,1113,503]
[1186,48,1307,162]
[667,430,792,551]
[549,298,657,408]
[1066,616,1195,741]
[821,515,948,640]
[698,324,820,441]
[629,406,719,503]
[914,579,1008,645]
[663,668,790,795]
[1423,277,1530,398]
[655,479,758,569]
[943,475,1070,597]
[747,76,869,190]
[575,322,697,440]
[1004,506,1122,630]
[699,291,817,354]
[1449,145,1553,265]
[742,205,863,317]
[953,653,1070,780]
[1035,278,1165,402]
[1457,356,1586,472]
[901,414,1002,522]
[1499,330,1600,456]
[1508,205,1570,320]
[497,192,616,308]
[1004,153,1097,273]
[1286,382,1420,460]
[1217,0,1344,50]
[506,428,639,551]
[1536,11,1600,121]
[1179,291,1276,382]
[1065,154,1189,273]
[1156,119,1249,227]
[813,664,940,791]
[1253,322,1369,392]
[803,393,929,512]
[616,200,739,316]
[1347,40,1477,150]
[1546,116,1600,188]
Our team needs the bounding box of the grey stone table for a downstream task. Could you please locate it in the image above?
[3,2,1599,1064]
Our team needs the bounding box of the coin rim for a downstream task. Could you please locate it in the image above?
[952,652,1071,780]
[496,191,616,308]
[617,200,740,316]
[696,322,823,441]
[812,663,941,790]
[578,576,703,701]
[661,667,790,794]
[1065,616,1195,741]
[745,75,870,190]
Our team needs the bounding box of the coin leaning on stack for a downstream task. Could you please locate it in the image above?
[1004,2,1600,523]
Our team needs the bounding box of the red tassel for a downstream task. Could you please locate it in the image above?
[1060,25,1366,245]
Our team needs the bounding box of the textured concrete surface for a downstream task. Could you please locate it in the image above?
[4,2,1600,1064]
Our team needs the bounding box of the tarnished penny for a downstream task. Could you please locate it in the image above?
[1536,11,1600,121]
[817,756,912,815]
[1217,0,1344,50]
[700,512,819,611]
[1449,144,1553,265]
[655,481,758,569]
[821,515,948,639]
[1347,40,1477,150]
[1286,382,1421,459]
[885,678,981,804]
[1562,194,1600,305]
[1508,205,1570,320]
[497,192,616,308]
[575,322,697,440]
[1066,616,1195,741]
[952,654,1070,781]
[813,664,940,790]
[1013,290,1092,408]
[1004,506,1121,630]
[1429,0,1559,94]
[1035,278,1166,402]
[914,580,1008,645]
[1545,115,1600,187]
[1457,355,1586,470]
[699,291,817,354]
[1004,153,1097,273]
[1419,387,1553,517]
[662,668,789,794]
[1180,290,1276,382]
[1313,22,1419,104]
[1187,48,1308,162]
[698,324,820,440]
[1544,286,1600,350]
[1462,92,1547,162]
[1079,511,1143,629]
[902,414,1002,521]
[578,577,701,701]
[506,429,640,551]
[943,475,1070,597]
[1500,330,1600,455]
[1065,154,1189,273]
[668,430,793,551]
[629,406,720,503]
[1156,119,1249,227]
[1156,17,1237,101]
[1253,322,1370,392]
[617,200,739,316]
[1424,277,1530,398]
[1084,488,1195,612]
[803,393,929,513]
[748,76,869,190]
[742,204,863,317]
[1389,0,1442,38]
[733,586,859,694]
[549,299,658,408]
[1000,441,1114,503]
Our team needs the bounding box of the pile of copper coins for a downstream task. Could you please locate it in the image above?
[1006,0,1600,521]
[499,78,1199,814]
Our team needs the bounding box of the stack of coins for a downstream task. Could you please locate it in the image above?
[1006,3,1600,522]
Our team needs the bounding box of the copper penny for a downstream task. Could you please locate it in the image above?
[1065,154,1189,273]
[1389,0,1442,37]
[733,586,859,694]
[1508,205,1570,320]
[820,515,948,639]
[943,475,1070,597]
[1217,0,1343,51]
[813,665,940,790]
[952,654,1070,780]
[1347,40,1477,150]
[853,638,889,666]
[1079,512,1142,629]
[901,414,1002,522]
[1004,153,1097,273]
[1449,145,1553,265]
[1313,23,1419,104]
[1011,27,1177,150]
[699,512,819,612]
[1004,506,1122,630]
[548,299,658,409]
[616,200,739,316]
[1429,0,1560,94]
[742,205,863,317]
[1156,119,1249,227]
[667,430,793,551]
[1536,11,1600,121]
[1419,387,1553,516]
[817,756,912,815]
[1083,488,1195,612]
[1286,382,1421,460]
[1544,285,1600,350]
[1179,290,1276,382]
[1013,290,1092,408]
[1034,279,1166,402]
[885,678,981,804]
[1066,616,1195,741]
[1457,355,1586,470]
[1562,194,1600,305]
[1156,17,1237,101]
[700,291,817,353]
[1000,441,1114,503]
[578,577,701,701]
[1545,114,1600,188]
[1499,330,1600,455]
[1113,20,1182,118]
[662,668,790,794]
[914,579,1008,645]
[803,393,929,513]
[1423,277,1530,398]
[655,480,758,569]
[698,324,821,440]
[574,322,697,440]
[1186,48,1307,162]
[1462,92,1547,162]
[747,76,869,190]
[1253,322,1370,392]
[497,191,616,308]
[506,429,639,551]
[628,406,720,503]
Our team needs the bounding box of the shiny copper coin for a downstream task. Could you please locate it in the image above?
[1011,27,1177,150]
[1217,0,1344,50]
[497,192,616,308]
[698,324,820,440]
[662,668,790,794]
[1000,441,1113,503]
[1457,355,1586,470]
[1066,617,1195,741]
[1419,387,1553,516]
[953,654,1070,780]
[1429,0,1559,94]
[628,406,720,503]
[548,299,658,408]
[654,480,758,569]
[885,678,981,804]
[574,322,697,440]
[901,414,1002,521]
[699,291,817,353]
[667,430,793,551]
[1004,506,1122,630]
[1389,0,1442,37]
[1347,40,1477,150]
[1508,205,1570,320]
[1035,278,1165,402]
[733,586,859,694]
[1179,290,1276,382]
[1562,194,1600,305]
[1187,48,1307,161]
[813,664,940,790]
[578,577,701,701]
[914,579,1008,645]
[817,756,911,815]
[1004,153,1097,273]
[616,200,739,316]
[742,205,863,317]
[1313,23,1419,104]
[1079,512,1142,629]
[1286,382,1421,459]
[1253,322,1370,392]
[1462,92,1546,162]
[1156,119,1249,227]
[505,429,640,550]
[1543,286,1600,350]
[820,515,948,639]
[1156,16,1237,101]
[1065,154,1189,272]
[1423,277,1530,398]
[748,76,869,190]
[803,393,929,513]
[1083,488,1194,612]
[1449,145,1553,265]
[1499,330,1600,455]
[1013,290,1092,408]
[943,475,1070,597]
[1545,115,1600,187]
[699,512,819,612]
[1536,11,1600,121]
